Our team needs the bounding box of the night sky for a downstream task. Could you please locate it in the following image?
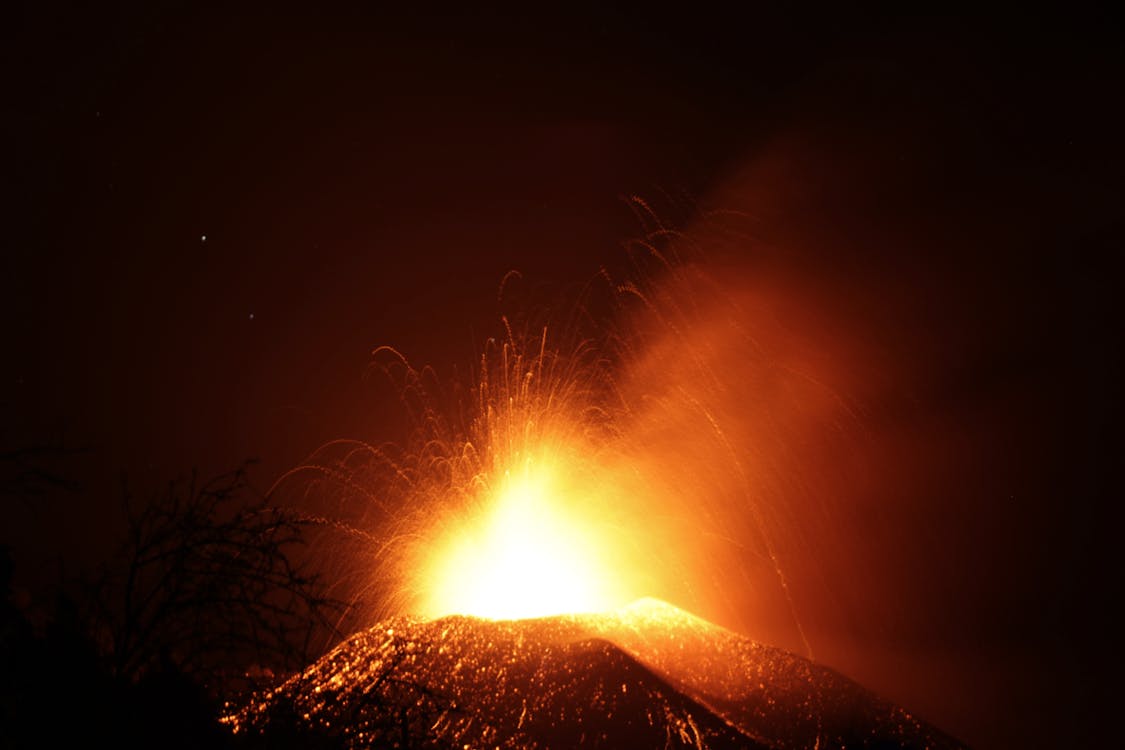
[3,5,1121,749]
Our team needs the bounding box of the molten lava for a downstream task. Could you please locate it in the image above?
[377,328,664,624]
[283,254,847,653]
[420,466,623,619]
[256,238,975,748]
[226,598,966,749]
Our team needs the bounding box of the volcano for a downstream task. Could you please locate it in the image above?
[226,599,964,748]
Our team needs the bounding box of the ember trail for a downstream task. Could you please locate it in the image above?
[249,246,970,748]
[373,321,658,624]
[278,246,822,644]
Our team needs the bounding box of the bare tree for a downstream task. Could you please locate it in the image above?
[91,462,346,696]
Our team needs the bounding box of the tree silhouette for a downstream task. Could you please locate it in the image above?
[90,462,345,697]
[2,457,446,746]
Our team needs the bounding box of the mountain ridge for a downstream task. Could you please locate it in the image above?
[226,599,966,748]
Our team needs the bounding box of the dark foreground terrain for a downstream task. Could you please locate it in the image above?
[228,599,965,749]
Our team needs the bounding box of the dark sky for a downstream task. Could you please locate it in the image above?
[3,5,1121,749]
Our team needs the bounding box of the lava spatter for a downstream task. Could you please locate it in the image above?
[225,599,965,749]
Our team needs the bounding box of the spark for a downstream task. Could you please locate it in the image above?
[276,213,854,655]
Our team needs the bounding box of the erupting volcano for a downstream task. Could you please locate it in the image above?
[7,6,1113,748]
[238,236,970,747]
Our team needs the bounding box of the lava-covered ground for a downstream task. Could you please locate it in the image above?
[226,599,965,748]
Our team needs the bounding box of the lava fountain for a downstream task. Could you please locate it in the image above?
[420,464,624,619]
[274,215,849,649]
[394,318,672,624]
[362,263,814,633]
[248,207,969,747]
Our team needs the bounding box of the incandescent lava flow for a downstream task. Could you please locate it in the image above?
[225,599,964,748]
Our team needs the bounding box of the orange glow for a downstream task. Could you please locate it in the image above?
[282,244,856,651]
[419,465,624,619]
[399,327,656,621]
[276,327,679,626]
[368,262,841,637]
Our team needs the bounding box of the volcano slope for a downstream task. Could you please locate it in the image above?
[225,599,965,749]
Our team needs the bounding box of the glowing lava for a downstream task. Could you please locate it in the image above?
[226,598,967,749]
[291,263,833,642]
[420,464,625,620]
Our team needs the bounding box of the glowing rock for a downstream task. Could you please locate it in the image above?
[226,599,966,749]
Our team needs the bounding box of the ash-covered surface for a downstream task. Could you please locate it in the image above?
[225,599,965,749]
